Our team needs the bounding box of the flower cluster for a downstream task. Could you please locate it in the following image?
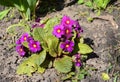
[73,54,82,67]
[52,15,83,52]
[16,33,41,56]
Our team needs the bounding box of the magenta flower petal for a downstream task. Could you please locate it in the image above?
[16,45,26,57]
[27,37,34,42]
[20,33,29,43]
[60,40,74,52]
[74,21,83,32]
[28,40,41,53]
[52,24,64,38]
[64,26,73,39]
[75,62,82,67]
[73,54,82,67]
[16,38,21,45]
[61,15,75,27]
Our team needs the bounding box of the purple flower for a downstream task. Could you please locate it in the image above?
[27,37,34,42]
[16,38,21,45]
[64,27,73,39]
[16,45,26,57]
[74,21,83,32]
[74,21,83,37]
[73,54,82,67]
[28,40,41,53]
[61,15,75,27]
[75,62,81,67]
[60,40,74,52]
[35,18,41,22]
[20,33,29,43]
[52,24,64,38]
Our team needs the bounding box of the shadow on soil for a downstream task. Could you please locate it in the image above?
[36,0,78,17]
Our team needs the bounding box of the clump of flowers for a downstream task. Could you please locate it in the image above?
[16,33,41,57]
[16,15,93,81]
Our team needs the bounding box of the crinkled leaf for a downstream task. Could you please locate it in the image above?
[0,8,11,20]
[47,35,59,57]
[32,28,48,50]
[54,56,72,73]
[78,74,85,80]
[44,17,60,36]
[17,50,46,76]
[31,50,46,65]
[78,43,93,54]
[17,59,37,76]
[37,66,45,74]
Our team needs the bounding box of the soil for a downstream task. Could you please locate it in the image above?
[0,1,120,82]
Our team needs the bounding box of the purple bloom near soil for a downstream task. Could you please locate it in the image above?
[61,15,75,27]
[52,24,64,38]
[75,62,81,67]
[16,38,21,45]
[20,33,29,43]
[60,40,74,52]
[74,21,83,32]
[74,54,82,67]
[28,40,41,53]
[16,45,26,57]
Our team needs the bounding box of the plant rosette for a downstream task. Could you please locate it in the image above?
[16,15,93,78]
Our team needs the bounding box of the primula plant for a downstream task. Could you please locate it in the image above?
[16,15,93,81]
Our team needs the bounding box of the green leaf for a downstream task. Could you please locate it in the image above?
[31,50,46,65]
[37,66,45,73]
[22,41,29,48]
[102,0,110,9]
[17,50,46,76]
[32,28,48,50]
[78,74,85,80]
[17,59,37,76]
[0,0,14,7]
[78,0,84,4]
[54,56,72,73]
[78,43,93,54]
[44,17,60,36]
[25,8,31,20]
[47,35,59,57]
[0,8,11,20]
[27,0,37,11]
[85,1,93,8]
[101,73,110,81]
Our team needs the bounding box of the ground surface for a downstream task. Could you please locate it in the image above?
[0,1,120,82]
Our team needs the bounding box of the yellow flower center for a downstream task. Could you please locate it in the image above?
[33,44,37,48]
[66,29,69,34]
[65,44,69,48]
[24,37,27,41]
[57,29,61,33]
